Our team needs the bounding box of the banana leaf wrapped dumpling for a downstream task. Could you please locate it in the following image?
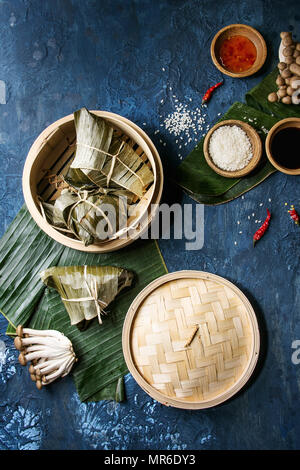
[42,188,135,246]
[40,265,134,329]
[70,108,154,198]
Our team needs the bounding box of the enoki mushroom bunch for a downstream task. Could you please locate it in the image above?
[14,325,77,390]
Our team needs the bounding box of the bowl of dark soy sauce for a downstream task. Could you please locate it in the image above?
[266,118,300,175]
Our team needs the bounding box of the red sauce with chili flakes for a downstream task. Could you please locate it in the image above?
[219,35,257,73]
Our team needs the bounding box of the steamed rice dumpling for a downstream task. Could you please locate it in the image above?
[71,108,154,197]
[40,265,134,329]
[42,188,135,246]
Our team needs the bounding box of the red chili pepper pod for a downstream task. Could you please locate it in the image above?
[288,205,299,225]
[253,209,271,247]
[201,81,223,105]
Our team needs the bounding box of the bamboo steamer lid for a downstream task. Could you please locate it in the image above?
[122,271,260,409]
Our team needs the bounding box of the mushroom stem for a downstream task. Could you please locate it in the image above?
[24,344,68,354]
[35,355,70,374]
[24,349,72,362]
[61,354,76,377]
[20,335,72,350]
[43,357,71,384]
[22,328,71,342]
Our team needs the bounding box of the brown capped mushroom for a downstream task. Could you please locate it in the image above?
[290,75,300,85]
[276,75,285,86]
[285,56,294,65]
[280,32,291,39]
[278,88,287,98]
[283,47,293,57]
[296,43,300,51]
[268,92,278,103]
[14,336,23,351]
[36,380,43,390]
[283,36,293,47]
[278,62,287,70]
[290,63,300,76]
[282,96,292,104]
[286,86,294,96]
[281,68,292,79]
[293,50,300,58]
[16,325,23,337]
[18,352,27,366]
[296,56,300,65]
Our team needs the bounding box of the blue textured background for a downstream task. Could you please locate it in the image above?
[0,0,300,450]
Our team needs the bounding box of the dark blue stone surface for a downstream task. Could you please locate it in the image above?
[0,0,300,450]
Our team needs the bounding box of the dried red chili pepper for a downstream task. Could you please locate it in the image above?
[201,81,223,105]
[288,205,300,225]
[253,209,271,246]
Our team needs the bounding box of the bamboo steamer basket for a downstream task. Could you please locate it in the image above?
[23,111,163,252]
[123,271,260,409]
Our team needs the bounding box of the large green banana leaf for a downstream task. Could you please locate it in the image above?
[175,101,279,204]
[0,206,168,402]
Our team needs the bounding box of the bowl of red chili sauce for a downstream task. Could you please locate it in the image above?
[211,24,267,78]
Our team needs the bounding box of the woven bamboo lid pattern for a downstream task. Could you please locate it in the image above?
[123,271,260,409]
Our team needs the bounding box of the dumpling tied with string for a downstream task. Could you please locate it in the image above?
[42,187,135,246]
[40,265,134,330]
[70,108,154,198]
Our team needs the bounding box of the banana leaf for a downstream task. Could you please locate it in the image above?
[64,167,98,191]
[175,101,279,204]
[246,68,300,119]
[40,265,134,329]
[0,206,168,401]
[0,206,65,327]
